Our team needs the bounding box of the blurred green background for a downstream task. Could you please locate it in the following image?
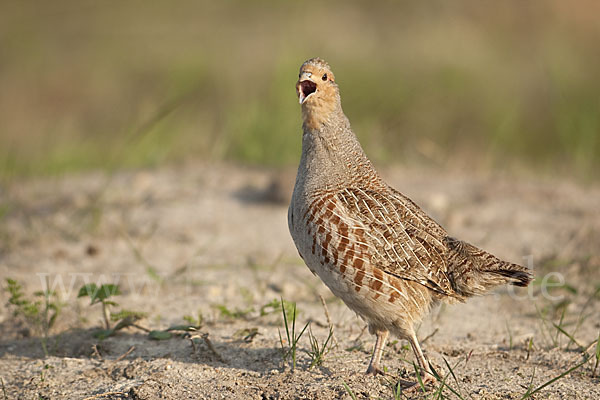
[1,0,598,180]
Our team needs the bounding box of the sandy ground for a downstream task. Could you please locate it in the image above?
[1,163,599,399]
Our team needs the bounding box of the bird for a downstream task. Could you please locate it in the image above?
[287,57,532,386]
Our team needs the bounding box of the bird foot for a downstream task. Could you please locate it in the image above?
[399,373,436,392]
[365,365,385,376]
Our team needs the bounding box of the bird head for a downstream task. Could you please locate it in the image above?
[296,58,341,130]
[296,57,337,105]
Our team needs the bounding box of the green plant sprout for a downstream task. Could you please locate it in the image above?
[78,283,147,339]
[306,325,334,368]
[78,283,121,330]
[5,278,61,356]
[278,299,309,371]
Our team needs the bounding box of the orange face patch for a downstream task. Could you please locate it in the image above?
[296,62,340,131]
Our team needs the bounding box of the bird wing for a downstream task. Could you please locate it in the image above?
[334,187,457,296]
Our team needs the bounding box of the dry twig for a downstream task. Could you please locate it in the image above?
[83,391,126,400]
[422,328,439,344]
[319,295,338,347]
[91,344,102,360]
[115,346,135,362]
[189,332,225,363]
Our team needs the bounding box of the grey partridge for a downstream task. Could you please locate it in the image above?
[287,58,532,384]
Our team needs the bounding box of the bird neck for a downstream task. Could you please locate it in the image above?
[301,89,341,131]
[297,108,381,192]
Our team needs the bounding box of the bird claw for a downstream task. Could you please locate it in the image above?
[400,373,436,392]
[365,365,385,376]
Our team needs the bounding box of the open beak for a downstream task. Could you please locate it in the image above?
[297,75,317,104]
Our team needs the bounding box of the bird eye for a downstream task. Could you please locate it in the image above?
[322,74,328,81]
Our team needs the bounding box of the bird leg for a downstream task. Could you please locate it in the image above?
[366,330,389,375]
[407,331,435,386]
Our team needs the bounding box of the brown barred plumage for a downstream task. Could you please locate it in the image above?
[288,58,532,385]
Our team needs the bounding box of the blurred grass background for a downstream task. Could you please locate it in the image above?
[0,0,598,181]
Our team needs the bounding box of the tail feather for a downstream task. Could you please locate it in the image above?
[493,265,533,287]
[444,237,533,297]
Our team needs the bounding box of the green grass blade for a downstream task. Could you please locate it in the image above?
[593,331,600,376]
[413,362,427,394]
[291,303,296,343]
[551,322,584,350]
[281,297,291,345]
[519,360,587,400]
[342,381,358,400]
